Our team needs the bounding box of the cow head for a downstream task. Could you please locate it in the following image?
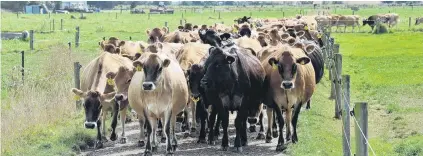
[188,63,205,99]
[146,27,168,44]
[133,54,170,91]
[268,50,310,90]
[71,89,115,129]
[106,67,135,106]
[198,29,222,47]
[200,45,237,91]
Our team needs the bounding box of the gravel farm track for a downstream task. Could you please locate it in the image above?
[80,112,286,156]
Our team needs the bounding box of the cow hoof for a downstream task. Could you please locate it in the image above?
[125,118,132,123]
[197,139,207,144]
[236,147,243,153]
[208,140,215,145]
[242,141,248,146]
[110,133,117,141]
[172,145,178,151]
[265,136,272,143]
[95,141,103,149]
[191,127,196,132]
[161,137,167,143]
[166,153,174,156]
[256,133,265,140]
[101,136,108,142]
[292,135,298,143]
[220,146,228,151]
[119,137,127,144]
[152,146,158,152]
[144,151,152,156]
[249,126,256,132]
[276,144,287,152]
[138,140,145,147]
[183,132,190,138]
[272,132,279,138]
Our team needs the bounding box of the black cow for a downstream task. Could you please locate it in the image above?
[199,29,266,152]
[234,16,251,24]
[363,15,380,30]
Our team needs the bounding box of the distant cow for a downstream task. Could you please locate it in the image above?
[234,16,251,24]
[130,50,189,155]
[382,13,400,28]
[334,15,360,33]
[199,29,266,152]
[146,27,175,43]
[416,17,423,25]
[263,45,316,151]
[71,52,134,148]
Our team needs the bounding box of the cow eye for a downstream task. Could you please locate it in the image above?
[126,79,131,84]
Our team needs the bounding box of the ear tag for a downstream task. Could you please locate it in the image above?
[300,60,305,65]
[317,34,322,38]
[74,95,81,101]
[191,96,200,103]
[304,26,309,30]
[136,65,142,71]
[107,78,114,86]
[272,63,278,70]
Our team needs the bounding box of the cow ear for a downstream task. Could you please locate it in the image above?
[220,33,231,41]
[294,42,304,49]
[225,55,235,64]
[133,61,143,70]
[296,57,311,65]
[281,33,290,40]
[162,27,169,34]
[115,47,121,54]
[268,57,278,66]
[296,31,305,38]
[101,91,116,101]
[305,44,316,54]
[106,71,117,79]
[162,59,171,68]
[178,26,184,30]
[146,29,151,35]
[119,41,125,47]
[72,88,85,97]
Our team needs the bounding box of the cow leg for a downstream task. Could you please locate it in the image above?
[292,103,303,143]
[256,111,265,140]
[241,112,248,147]
[265,108,273,143]
[101,110,108,141]
[110,101,119,141]
[160,118,166,143]
[165,110,174,155]
[183,109,190,138]
[220,110,229,151]
[191,100,197,132]
[171,112,178,152]
[143,110,153,156]
[274,105,286,152]
[285,107,292,142]
[247,117,257,132]
[95,119,103,149]
[119,106,127,144]
[138,114,146,147]
[214,113,221,138]
[234,110,247,152]
[150,117,158,152]
[157,118,163,137]
[272,110,278,138]
[197,100,207,143]
[306,99,311,110]
[207,108,217,145]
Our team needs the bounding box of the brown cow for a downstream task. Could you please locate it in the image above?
[146,27,176,43]
[130,51,189,155]
[334,15,361,33]
[235,36,262,56]
[71,52,134,148]
[262,45,316,151]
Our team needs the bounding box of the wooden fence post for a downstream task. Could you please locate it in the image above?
[180,20,183,26]
[30,30,34,50]
[409,17,411,30]
[68,42,71,51]
[330,42,338,100]
[148,13,150,20]
[354,102,368,156]
[218,11,221,19]
[182,13,184,19]
[21,51,25,83]
[115,12,117,19]
[165,21,168,27]
[75,26,80,48]
[334,52,342,119]
[283,12,285,17]
[60,19,63,30]
[74,62,82,109]
[17,12,19,18]
[49,12,51,18]
[52,19,55,32]
[129,36,132,40]
[342,75,351,156]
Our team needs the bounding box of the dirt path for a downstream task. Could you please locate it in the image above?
[80,112,287,156]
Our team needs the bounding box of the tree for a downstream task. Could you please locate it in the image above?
[130,1,138,9]
[1,1,28,12]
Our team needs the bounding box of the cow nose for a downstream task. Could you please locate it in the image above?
[142,82,154,90]
[282,82,293,89]
[115,94,123,101]
[84,122,96,129]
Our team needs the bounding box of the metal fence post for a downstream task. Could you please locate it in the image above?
[342,75,351,156]
[30,30,34,50]
[61,19,63,30]
[354,102,368,156]
[115,12,118,19]
[74,62,82,109]
[75,26,80,48]
[334,52,342,119]
[21,51,25,83]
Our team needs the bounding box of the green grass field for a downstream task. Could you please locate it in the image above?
[2,5,423,156]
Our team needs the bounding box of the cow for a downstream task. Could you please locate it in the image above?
[235,36,262,56]
[234,16,251,24]
[262,45,316,151]
[382,13,400,28]
[175,42,210,138]
[146,27,176,43]
[334,15,360,33]
[199,29,266,152]
[71,52,134,148]
[416,17,423,25]
[130,50,189,156]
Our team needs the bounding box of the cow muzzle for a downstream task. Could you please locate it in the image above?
[115,94,124,101]
[142,82,156,91]
[281,81,294,90]
[84,121,97,129]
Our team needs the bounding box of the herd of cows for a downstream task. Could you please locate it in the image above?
[70,12,415,155]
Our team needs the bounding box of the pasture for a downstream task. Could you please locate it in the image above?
[1,5,423,156]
